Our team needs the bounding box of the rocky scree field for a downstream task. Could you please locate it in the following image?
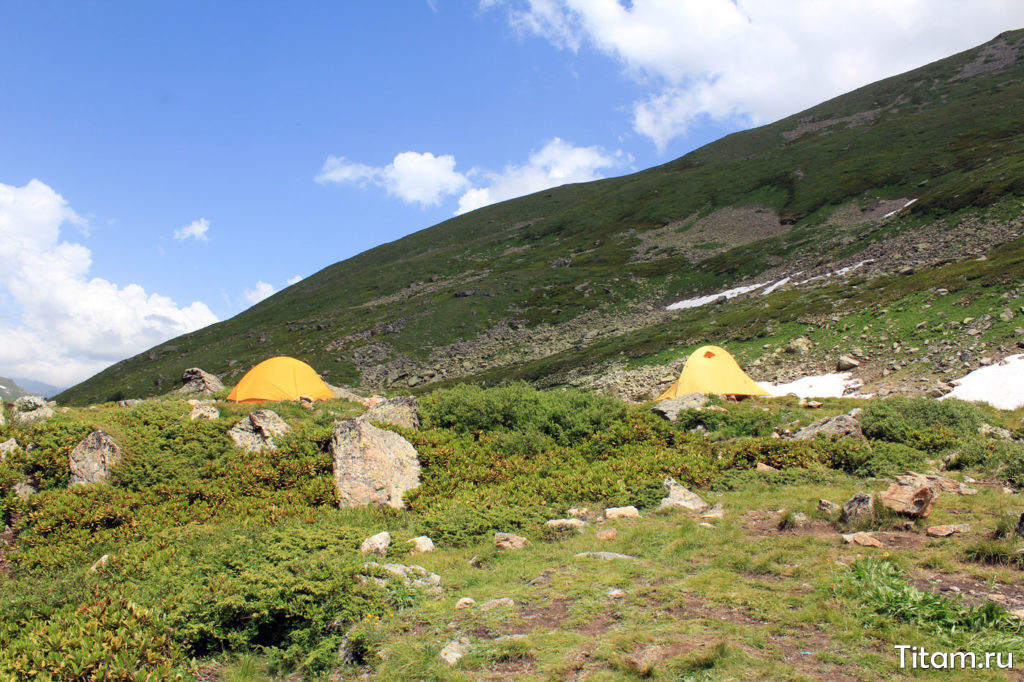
[3,383,1024,679]
[53,29,1024,407]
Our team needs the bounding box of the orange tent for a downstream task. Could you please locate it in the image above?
[657,345,769,400]
[227,356,336,403]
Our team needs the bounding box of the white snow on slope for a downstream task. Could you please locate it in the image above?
[766,372,865,399]
[666,281,770,310]
[942,354,1024,410]
[665,260,875,311]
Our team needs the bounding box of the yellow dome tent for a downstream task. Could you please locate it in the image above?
[227,356,336,403]
[656,345,769,400]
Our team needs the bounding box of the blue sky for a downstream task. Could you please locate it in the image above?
[2,1,1022,387]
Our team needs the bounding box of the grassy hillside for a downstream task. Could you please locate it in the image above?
[58,29,1024,405]
[3,386,1024,679]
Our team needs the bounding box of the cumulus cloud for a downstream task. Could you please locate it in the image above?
[0,179,219,387]
[316,151,470,207]
[317,138,623,215]
[455,137,622,214]
[243,281,277,305]
[173,218,210,241]
[484,0,1024,149]
[286,275,302,285]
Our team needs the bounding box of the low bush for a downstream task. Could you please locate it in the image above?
[859,397,984,451]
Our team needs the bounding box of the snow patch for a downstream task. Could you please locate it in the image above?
[666,281,770,310]
[766,372,864,399]
[882,198,918,220]
[942,354,1024,410]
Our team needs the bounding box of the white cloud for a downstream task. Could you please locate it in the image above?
[243,281,277,305]
[174,218,210,241]
[455,137,622,214]
[0,179,218,387]
[286,275,302,285]
[318,138,623,216]
[485,0,1024,149]
[316,151,470,207]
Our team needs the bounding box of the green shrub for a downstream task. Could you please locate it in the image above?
[0,594,185,680]
[828,441,928,478]
[415,494,553,547]
[418,382,627,445]
[859,397,984,450]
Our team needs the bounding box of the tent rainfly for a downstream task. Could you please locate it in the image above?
[227,356,336,403]
[657,345,769,401]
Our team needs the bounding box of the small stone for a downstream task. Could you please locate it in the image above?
[700,503,724,519]
[596,528,618,541]
[604,506,640,519]
[818,499,841,514]
[495,532,531,550]
[805,400,823,409]
[408,536,435,553]
[546,518,585,531]
[455,597,475,610]
[756,462,777,472]
[574,551,637,561]
[479,597,515,611]
[608,588,626,599]
[567,506,589,518]
[189,404,220,421]
[361,531,391,556]
[698,522,715,529]
[90,554,111,572]
[926,524,969,537]
[837,355,860,371]
[439,637,470,665]
[1003,487,1015,495]
[842,532,884,548]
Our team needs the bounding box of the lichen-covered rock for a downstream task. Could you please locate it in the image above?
[651,393,709,421]
[792,413,865,441]
[362,396,419,430]
[605,505,641,519]
[879,478,937,518]
[545,518,585,531]
[360,531,391,556]
[189,405,220,421]
[408,536,435,553]
[0,438,19,459]
[495,532,531,549]
[897,472,976,496]
[12,396,53,425]
[69,430,123,485]
[176,368,224,395]
[229,410,290,451]
[13,477,38,500]
[840,492,873,523]
[439,637,470,665]
[575,551,638,561]
[331,419,421,508]
[659,478,710,512]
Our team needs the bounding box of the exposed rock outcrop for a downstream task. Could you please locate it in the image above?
[362,396,420,430]
[651,393,709,421]
[792,413,865,441]
[494,532,530,549]
[176,368,224,395]
[330,419,421,508]
[659,478,710,512]
[360,531,391,556]
[879,477,937,517]
[189,405,220,421]
[69,430,123,485]
[228,410,290,451]
[12,396,53,425]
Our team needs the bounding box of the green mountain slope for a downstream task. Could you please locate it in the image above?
[0,377,31,402]
[58,29,1024,405]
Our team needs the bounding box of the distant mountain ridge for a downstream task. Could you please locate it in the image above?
[57,29,1024,405]
[0,377,63,401]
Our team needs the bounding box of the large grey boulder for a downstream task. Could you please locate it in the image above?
[228,409,290,451]
[176,368,224,395]
[69,430,123,485]
[362,396,420,430]
[330,418,421,508]
[792,413,865,441]
[12,396,54,425]
[651,393,709,421]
